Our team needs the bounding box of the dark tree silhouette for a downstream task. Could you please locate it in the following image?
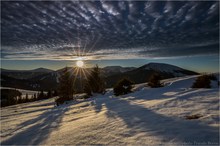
[25,93,29,102]
[84,65,105,96]
[47,90,52,98]
[53,90,58,96]
[33,93,37,101]
[1,89,22,107]
[38,90,45,100]
[56,67,75,105]
[148,74,162,88]
[114,78,134,96]
[192,75,211,88]
[17,95,23,104]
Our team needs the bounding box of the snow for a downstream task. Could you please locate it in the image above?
[144,63,184,74]
[1,75,219,145]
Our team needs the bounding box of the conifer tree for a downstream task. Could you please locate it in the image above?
[57,67,75,101]
[47,90,52,98]
[38,90,45,100]
[192,75,211,88]
[148,74,162,88]
[33,93,37,101]
[113,78,133,96]
[25,93,29,102]
[84,65,105,96]
[17,95,22,104]
[53,90,58,96]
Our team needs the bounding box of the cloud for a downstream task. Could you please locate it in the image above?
[1,1,219,60]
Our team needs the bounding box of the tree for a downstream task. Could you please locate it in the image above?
[192,75,211,88]
[84,65,105,96]
[148,74,162,88]
[17,95,23,104]
[47,90,52,98]
[113,78,134,96]
[33,93,37,101]
[56,67,75,105]
[53,90,58,96]
[38,90,45,100]
[208,74,217,81]
[84,81,92,96]
[1,89,22,107]
[25,93,29,102]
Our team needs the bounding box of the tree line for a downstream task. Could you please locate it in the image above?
[55,65,164,105]
[56,65,105,105]
[3,64,216,107]
[1,89,58,107]
[56,65,220,106]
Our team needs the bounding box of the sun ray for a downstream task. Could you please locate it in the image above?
[81,68,88,80]
[73,67,80,86]
[84,34,101,57]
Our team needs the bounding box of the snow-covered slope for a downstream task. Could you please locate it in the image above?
[143,62,185,72]
[1,75,219,145]
[140,62,198,77]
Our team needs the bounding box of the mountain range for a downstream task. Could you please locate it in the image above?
[0,63,198,91]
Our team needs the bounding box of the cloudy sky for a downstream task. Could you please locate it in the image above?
[1,1,219,72]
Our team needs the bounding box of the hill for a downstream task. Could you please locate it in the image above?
[0,68,54,79]
[105,62,198,87]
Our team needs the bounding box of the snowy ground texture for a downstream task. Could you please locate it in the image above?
[1,75,219,145]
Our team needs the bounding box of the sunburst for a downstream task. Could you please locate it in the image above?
[76,60,84,68]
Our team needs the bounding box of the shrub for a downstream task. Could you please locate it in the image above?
[192,75,211,88]
[113,78,134,96]
[148,74,162,88]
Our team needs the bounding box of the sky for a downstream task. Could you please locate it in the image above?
[1,1,219,73]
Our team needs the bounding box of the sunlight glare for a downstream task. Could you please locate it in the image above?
[76,60,84,68]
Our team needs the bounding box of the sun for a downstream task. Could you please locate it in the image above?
[76,60,84,68]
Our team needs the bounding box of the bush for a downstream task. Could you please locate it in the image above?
[148,74,162,88]
[192,75,211,88]
[113,78,134,96]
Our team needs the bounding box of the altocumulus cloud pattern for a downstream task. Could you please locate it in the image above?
[1,1,219,60]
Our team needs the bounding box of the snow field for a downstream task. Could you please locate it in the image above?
[0,75,219,145]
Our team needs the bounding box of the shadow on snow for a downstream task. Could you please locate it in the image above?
[1,105,69,145]
[94,92,219,144]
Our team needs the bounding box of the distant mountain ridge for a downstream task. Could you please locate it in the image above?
[0,68,54,80]
[105,63,198,86]
[142,63,185,72]
[102,66,136,75]
[1,63,198,91]
[1,68,54,73]
[140,63,196,76]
